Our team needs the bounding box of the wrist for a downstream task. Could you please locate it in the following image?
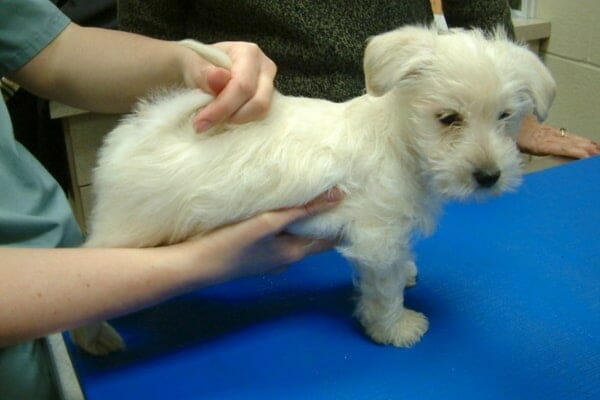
[155,239,223,292]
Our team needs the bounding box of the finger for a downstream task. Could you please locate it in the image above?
[561,145,595,159]
[228,72,275,124]
[275,234,337,265]
[542,139,588,159]
[197,44,262,121]
[564,134,600,157]
[228,56,276,124]
[546,130,599,159]
[192,68,232,132]
[192,76,258,132]
[206,68,231,95]
[193,44,276,131]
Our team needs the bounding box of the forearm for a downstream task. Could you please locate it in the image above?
[0,246,204,346]
[9,23,189,113]
[0,192,340,346]
[9,22,277,126]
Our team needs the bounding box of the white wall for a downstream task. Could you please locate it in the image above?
[535,0,600,142]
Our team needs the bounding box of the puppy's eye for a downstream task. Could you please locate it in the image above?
[437,113,463,127]
[498,111,512,120]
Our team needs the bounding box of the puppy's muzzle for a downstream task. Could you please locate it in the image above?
[473,169,501,188]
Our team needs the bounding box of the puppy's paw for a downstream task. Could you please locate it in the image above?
[405,260,418,288]
[365,308,429,347]
[70,322,125,355]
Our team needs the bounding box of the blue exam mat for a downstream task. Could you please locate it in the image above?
[66,157,599,399]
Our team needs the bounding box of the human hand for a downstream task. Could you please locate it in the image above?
[517,114,600,159]
[175,188,343,286]
[180,41,277,132]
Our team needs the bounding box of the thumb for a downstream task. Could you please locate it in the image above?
[252,188,344,236]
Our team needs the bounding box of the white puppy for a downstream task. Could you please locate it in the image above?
[71,26,555,355]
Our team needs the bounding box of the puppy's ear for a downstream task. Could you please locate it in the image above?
[520,50,556,121]
[492,33,556,121]
[364,26,436,96]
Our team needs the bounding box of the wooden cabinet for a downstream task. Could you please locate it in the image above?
[50,102,120,231]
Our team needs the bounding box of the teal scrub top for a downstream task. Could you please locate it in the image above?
[1,1,83,398]
[0,0,83,248]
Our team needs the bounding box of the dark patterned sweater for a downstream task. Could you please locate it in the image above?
[118,0,514,102]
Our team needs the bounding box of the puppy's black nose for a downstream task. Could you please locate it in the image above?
[473,169,501,188]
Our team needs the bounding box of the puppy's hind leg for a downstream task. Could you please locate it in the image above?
[68,236,126,355]
[70,322,124,356]
[405,260,418,288]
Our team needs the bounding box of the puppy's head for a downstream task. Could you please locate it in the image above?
[363,26,557,200]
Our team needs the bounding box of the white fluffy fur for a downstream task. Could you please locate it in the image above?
[71,26,556,354]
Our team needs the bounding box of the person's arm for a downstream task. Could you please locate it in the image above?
[8,22,276,130]
[0,190,342,347]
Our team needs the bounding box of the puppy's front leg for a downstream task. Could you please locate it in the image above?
[345,237,427,347]
[355,259,428,347]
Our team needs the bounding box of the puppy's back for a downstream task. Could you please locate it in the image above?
[86,89,347,248]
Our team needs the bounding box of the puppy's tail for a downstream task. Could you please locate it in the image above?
[178,39,232,69]
[132,88,214,133]
[128,41,231,133]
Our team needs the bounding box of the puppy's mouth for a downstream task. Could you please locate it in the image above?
[428,162,522,201]
[442,170,521,201]
[471,168,522,197]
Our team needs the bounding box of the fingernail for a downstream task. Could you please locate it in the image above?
[326,187,343,202]
[195,119,212,133]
